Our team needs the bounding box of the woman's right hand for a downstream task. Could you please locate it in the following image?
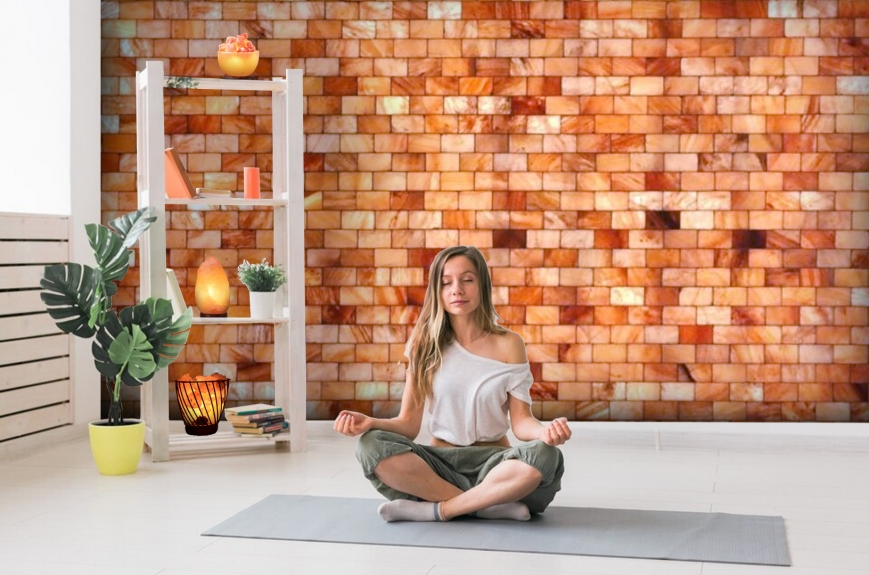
[334,410,373,437]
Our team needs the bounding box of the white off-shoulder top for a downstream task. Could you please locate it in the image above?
[427,341,533,446]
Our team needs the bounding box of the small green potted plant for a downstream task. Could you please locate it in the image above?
[40,207,192,475]
[237,258,287,319]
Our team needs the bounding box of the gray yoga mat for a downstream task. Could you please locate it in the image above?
[203,495,790,566]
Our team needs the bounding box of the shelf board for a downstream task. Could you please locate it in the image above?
[148,422,292,455]
[166,430,291,454]
[165,197,287,207]
[190,307,289,325]
[164,76,286,92]
[192,316,289,325]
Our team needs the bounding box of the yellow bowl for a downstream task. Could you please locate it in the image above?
[217,50,259,77]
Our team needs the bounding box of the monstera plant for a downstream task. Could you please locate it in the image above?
[40,207,192,425]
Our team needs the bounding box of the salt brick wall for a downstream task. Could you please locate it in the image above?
[100,0,869,422]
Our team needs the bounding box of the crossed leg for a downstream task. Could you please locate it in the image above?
[373,452,542,522]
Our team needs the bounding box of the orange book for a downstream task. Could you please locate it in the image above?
[164,148,195,199]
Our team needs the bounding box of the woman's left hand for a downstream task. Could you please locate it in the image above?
[540,417,572,446]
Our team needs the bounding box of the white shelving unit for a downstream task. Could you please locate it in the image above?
[135,61,306,461]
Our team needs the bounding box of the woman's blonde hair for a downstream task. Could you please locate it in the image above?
[406,246,506,406]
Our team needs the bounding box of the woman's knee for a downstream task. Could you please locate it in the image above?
[355,430,414,476]
[518,440,564,485]
[515,442,565,514]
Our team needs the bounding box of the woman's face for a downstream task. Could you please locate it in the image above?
[440,255,480,317]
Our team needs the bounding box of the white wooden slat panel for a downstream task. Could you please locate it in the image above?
[0,265,44,290]
[0,358,69,393]
[0,425,83,462]
[0,241,68,265]
[0,214,69,240]
[0,335,68,367]
[0,313,60,342]
[0,403,70,442]
[0,381,69,417]
[0,213,73,449]
[0,290,46,316]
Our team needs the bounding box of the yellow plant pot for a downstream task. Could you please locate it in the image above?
[88,420,145,476]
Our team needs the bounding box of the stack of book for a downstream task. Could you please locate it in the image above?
[224,404,288,437]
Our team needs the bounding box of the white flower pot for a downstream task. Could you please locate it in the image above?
[249,290,276,319]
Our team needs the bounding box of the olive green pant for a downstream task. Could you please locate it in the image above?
[356,430,565,514]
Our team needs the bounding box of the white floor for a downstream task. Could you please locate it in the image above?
[1,422,868,575]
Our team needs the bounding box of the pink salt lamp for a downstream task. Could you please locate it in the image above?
[195,257,230,317]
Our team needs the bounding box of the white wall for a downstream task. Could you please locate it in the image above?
[0,0,102,424]
[69,0,102,424]
[0,0,71,214]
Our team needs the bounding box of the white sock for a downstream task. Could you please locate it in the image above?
[377,500,531,522]
[378,500,442,522]
[475,502,531,521]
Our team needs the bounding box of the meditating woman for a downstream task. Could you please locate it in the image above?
[334,246,571,522]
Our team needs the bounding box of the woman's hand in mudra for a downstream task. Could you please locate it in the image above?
[540,417,572,446]
[334,410,373,437]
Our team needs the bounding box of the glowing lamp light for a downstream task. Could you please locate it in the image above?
[217,50,259,77]
[175,373,230,436]
[195,257,230,317]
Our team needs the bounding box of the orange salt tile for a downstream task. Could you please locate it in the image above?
[767,115,802,134]
[666,38,700,59]
[625,382,661,403]
[490,265,523,287]
[729,114,765,134]
[697,115,731,136]
[817,326,851,344]
[817,287,857,306]
[833,382,869,402]
[628,303,663,325]
[661,382,695,401]
[803,76,838,95]
[766,306,800,325]
[321,382,355,401]
[593,268,627,288]
[557,381,592,401]
[780,286,816,306]
[834,344,869,364]
[134,19,173,39]
[711,402,747,421]
[640,401,676,421]
[819,134,854,153]
[320,343,356,363]
[611,173,646,194]
[761,382,798,404]
[767,38,804,58]
[782,402,815,421]
[612,57,644,77]
[675,401,712,420]
[623,111,658,132]
[660,342,695,363]
[798,383,833,402]
[715,57,751,77]
[732,305,766,325]
[691,380,727,402]
[815,403,851,422]
[835,306,868,325]
[536,362,572,385]
[608,402,643,421]
[592,382,627,402]
[539,401,572,421]
[732,270,766,288]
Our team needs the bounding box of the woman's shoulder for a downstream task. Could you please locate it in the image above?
[490,329,527,364]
